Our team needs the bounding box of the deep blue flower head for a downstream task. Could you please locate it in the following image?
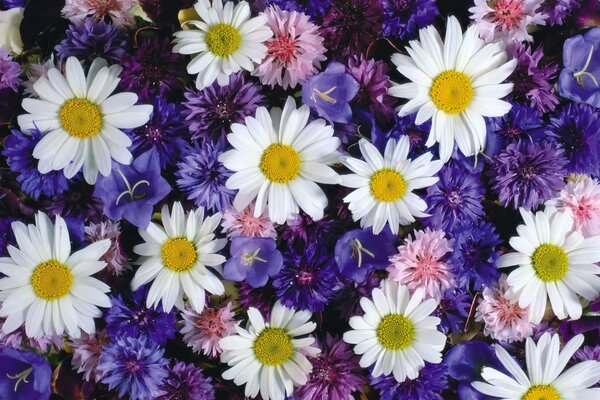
[0,218,15,257]
[436,287,471,334]
[486,103,545,157]
[0,348,51,400]
[98,336,168,400]
[370,362,447,400]
[379,113,434,158]
[55,20,127,66]
[157,362,215,400]
[382,0,438,40]
[223,237,283,288]
[3,129,70,200]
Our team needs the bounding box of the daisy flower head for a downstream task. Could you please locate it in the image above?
[131,201,227,313]
[497,206,600,324]
[219,301,320,400]
[548,176,600,237]
[472,333,600,399]
[17,57,153,185]
[172,0,273,90]
[389,16,517,161]
[0,212,111,339]
[343,279,446,382]
[340,137,443,234]
[219,96,341,224]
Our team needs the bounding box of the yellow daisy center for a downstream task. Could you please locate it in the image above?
[522,384,561,400]
[377,314,415,350]
[253,327,293,366]
[259,144,301,183]
[531,244,568,282]
[59,98,103,139]
[429,70,473,114]
[370,169,407,202]
[31,260,73,301]
[206,23,242,57]
[161,237,197,272]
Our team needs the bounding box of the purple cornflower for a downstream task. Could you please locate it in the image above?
[560,298,600,345]
[273,244,339,312]
[347,55,395,122]
[331,273,381,321]
[546,103,600,176]
[574,345,600,362]
[175,141,235,213]
[55,20,127,65]
[436,287,472,334]
[486,102,545,156]
[43,179,103,222]
[279,211,342,246]
[268,0,330,20]
[182,72,264,143]
[0,47,20,91]
[84,220,129,276]
[236,282,277,318]
[0,348,51,400]
[294,334,367,400]
[541,0,582,25]
[97,336,168,400]
[371,362,448,400]
[222,237,283,288]
[156,362,215,400]
[491,141,567,210]
[382,0,438,40]
[379,113,433,157]
[69,331,109,382]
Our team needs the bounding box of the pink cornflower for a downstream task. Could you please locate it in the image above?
[387,228,455,301]
[180,302,238,358]
[23,57,57,97]
[548,176,600,237]
[70,331,110,382]
[476,274,532,342]
[62,0,136,27]
[253,6,326,89]
[221,204,276,238]
[469,0,547,43]
[85,220,130,276]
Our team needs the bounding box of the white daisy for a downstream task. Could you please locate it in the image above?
[219,96,341,224]
[343,279,446,382]
[219,301,320,400]
[173,0,272,90]
[472,333,600,399]
[17,56,152,184]
[497,206,600,324]
[0,212,111,339]
[389,16,517,161]
[131,201,227,313]
[340,137,443,234]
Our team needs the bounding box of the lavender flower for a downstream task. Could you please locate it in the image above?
[331,273,381,321]
[156,362,215,400]
[0,47,20,91]
[268,0,330,19]
[223,237,283,288]
[487,103,545,156]
[371,362,447,400]
[236,282,277,318]
[69,331,109,382]
[382,0,438,40]
[379,113,433,157]
[84,220,129,276]
[574,345,600,362]
[55,20,127,65]
[541,0,582,25]
[436,287,472,334]
[0,348,51,400]
[347,56,395,122]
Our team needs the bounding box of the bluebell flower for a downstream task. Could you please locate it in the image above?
[0,348,51,400]
[223,237,283,288]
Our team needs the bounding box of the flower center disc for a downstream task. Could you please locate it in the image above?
[31,260,74,301]
[206,23,242,57]
[59,98,103,139]
[531,244,568,282]
[429,70,473,114]
[370,169,407,202]
[522,384,560,400]
[253,327,293,366]
[376,314,415,350]
[259,144,301,183]
[161,237,197,272]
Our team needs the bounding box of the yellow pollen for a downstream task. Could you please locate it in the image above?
[30,260,73,301]
[377,314,415,350]
[59,98,103,139]
[161,237,197,272]
[206,23,242,57]
[259,144,301,183]
[522,384,561,400]
[253,327,293,366]
[531,244,568,282]
[429,70,473,114]
[370,169,407,202]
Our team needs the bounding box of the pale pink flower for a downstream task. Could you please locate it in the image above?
[221,204,276,238]
[469,0,547,43]
[387,228,455,301]
[476,274,532,342]
[23,57,57,97]
[62,0,136,27]
[84,220,130,276]
[70,331,109,382]
[180,302,238,358]
[548,176,600,237]
[253,6,326,89]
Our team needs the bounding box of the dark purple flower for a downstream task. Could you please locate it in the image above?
[347,56,395,122]
[574,0,600,28]
[156,362,215,400]
[574,345,600,362]
[0,218,15,257]
[491,141,567,210]
[279,211,342,246]
[175,141,235,213]
[97,336,168,400]
[334,227,396,283]
[541,0,582,25]
[268,0,330,20]
[436,287,471,334]
[2,0,26,8]
[0,348,51,400]
[236,282,277,318]
[331,273,381,321]
[301,61,360,124]
[0,47,20,91]
[382,0,438,40]
[182,72,264,143]
[560,298,600,345]
[486,103,545,157]
[371,362,447,400]
[43,179,103,222]
[94,151,172,229]
[138,0,196,31]
[223,237,283,288]
[379,113,433,157]
[55,20,127,66]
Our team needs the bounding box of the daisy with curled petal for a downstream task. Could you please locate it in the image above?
[172,0,273,90]
[340,137,443,234]
[497,206,600,324]
[219,301,320,400]
[17,56,152,185]
[219,96,341,224]
[388,16,517,161]
[0,212,111,339]
[343,279,446,383]
[472,333,600,399]
[131,201,227,313]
